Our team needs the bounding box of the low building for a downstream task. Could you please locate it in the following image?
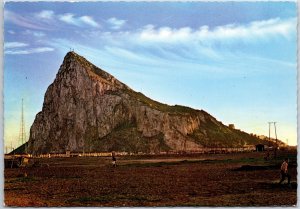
[255,144,265,152]
[228,124,235,129]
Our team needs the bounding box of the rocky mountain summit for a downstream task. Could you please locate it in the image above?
[28,52,263,154]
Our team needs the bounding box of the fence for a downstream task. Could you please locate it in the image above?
[33,146,256,158]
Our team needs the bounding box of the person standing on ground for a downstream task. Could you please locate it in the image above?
[112,151,117,167]
[264,150,270,160]
[279,158,291,186]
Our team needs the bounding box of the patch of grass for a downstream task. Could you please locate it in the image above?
[59,176,82,179]
[68,196,110,203]
[233,165,278,171]
[121,157,270,168]
[68,194,162,203]
[6,177,37,183]
[4,187,26,191]
[122,161,175,168]
[121,159,220,168]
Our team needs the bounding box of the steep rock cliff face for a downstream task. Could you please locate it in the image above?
[28,52,261,154]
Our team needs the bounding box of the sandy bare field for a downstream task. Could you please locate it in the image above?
[4,150,297,206]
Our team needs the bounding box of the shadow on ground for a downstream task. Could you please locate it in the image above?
[259,182,297,190]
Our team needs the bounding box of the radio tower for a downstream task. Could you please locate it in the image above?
[19,98,26,146]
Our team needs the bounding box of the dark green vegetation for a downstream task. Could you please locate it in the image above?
[5,150,297,207]
[189,113,263,147]
[93,121,170,153]
[9,142,28,154]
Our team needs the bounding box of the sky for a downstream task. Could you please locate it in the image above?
[3,1,297,151]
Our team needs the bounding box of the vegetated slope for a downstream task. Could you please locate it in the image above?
[28,52,266,155]
[8,142,28,155]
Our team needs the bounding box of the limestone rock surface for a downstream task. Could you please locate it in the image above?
[28,52,261,154]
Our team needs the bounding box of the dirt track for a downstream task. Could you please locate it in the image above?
[4,151,297,206]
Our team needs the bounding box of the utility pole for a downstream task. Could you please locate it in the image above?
[83,139,85,156]
[273,122,278,158]
[268,121,278,159]
[268,122,272,147]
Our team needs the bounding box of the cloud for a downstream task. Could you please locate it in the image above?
[5,47,54,55]
[8,30,15,35]
[22,30,46,37]
[137,18,296,44]
[50,17,296,69]
[4,10,49,30]
[47,17,295,78]
[5,42,29,49]
[4,41,54,55]
[79,16,99,27]
[77,17,295,62]
[5,10,99,30]
[107,17,126,30]
[59,13,99,28]
[59,13,80,26]
[50,38,224,75]
[35,10,54,19]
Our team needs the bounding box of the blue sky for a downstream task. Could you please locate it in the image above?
[4,2,297,150]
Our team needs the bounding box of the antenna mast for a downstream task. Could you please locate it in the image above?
[19,99,26,147]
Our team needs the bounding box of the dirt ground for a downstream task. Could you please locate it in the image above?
[4,150,297,206]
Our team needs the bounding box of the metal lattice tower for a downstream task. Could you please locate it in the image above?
[19,98,26,146]
[268,121,278,158]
